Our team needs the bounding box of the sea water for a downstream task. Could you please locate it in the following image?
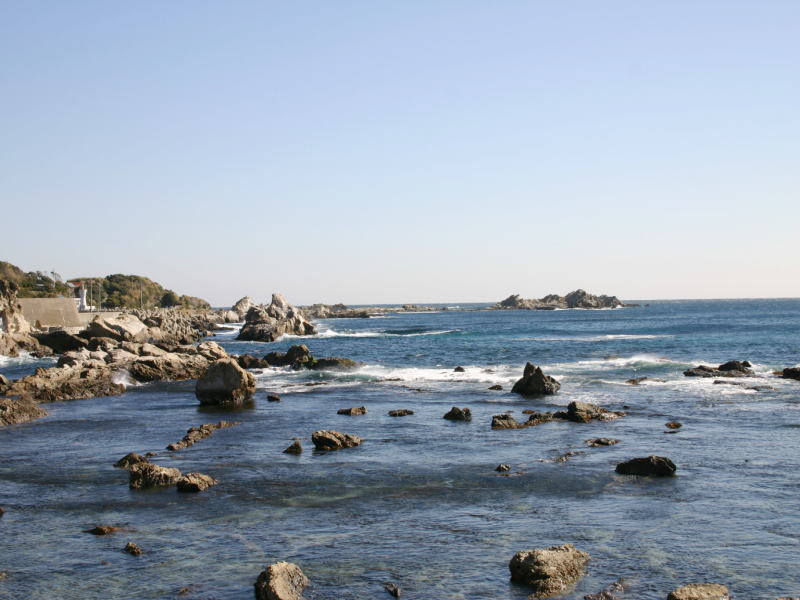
[1,299,798,599]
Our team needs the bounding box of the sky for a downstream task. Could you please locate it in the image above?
[1,1,798,306]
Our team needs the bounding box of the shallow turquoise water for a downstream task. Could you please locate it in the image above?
[1,300,798,599]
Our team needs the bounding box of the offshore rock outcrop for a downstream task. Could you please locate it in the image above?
[511,363,561,396]
[616,456,677,477]
[237,294,316,342]
[494,289,627,310]
[254,561,310,600]
[167,421,241,451]
[231,296,255,320]
[311,430,362,450]
[667,584,730,600]
[254,345,361,372]
[301,303,371,319]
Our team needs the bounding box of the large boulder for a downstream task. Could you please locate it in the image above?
[666,584,730,600]
[128,463,182,488]
[237,294,316,342]
[511,362,561,396]
[254,561,310,600]
[616,456,677,477]
[509,544,590,597]
[195,359,256,406]
[781,367,800,381]
[311,430,362,450]
[34,330,89,353]
[83,314,149,343]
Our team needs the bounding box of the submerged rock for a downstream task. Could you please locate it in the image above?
[176,472,217,492]
[492,414,523,429]
[665,421,682,430]
[283,440,303,454]
[195,358,256,406]
[384,582,402,597]
[267,394,281,402]
[615,456,676,477]
[83,525,119,535]
[509,543,590,597]
[337,406,367,416]
[586,437,620,447]
[0,396,48,426]
[584,578,629,600]
[667,583,730,600]
[388,409,414,417]
[443,406,472,421]
[254,561,310,600]
[311,430,362,451]
[124,542,143,556]
[556,401,625,423]
[454,366,465,372]
[496,463,511,472]
[167,421,240,451]
[511,362,560,396]
[114,452,150,469]
[129,463,182,489]
[488,384,503,390]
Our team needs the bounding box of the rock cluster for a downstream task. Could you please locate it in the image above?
[508,544,590,597]
[237,294,316,342]
[301,303,371,319]
[492,402,624,430]
[684,360,753,378]
[511,363,561,396]
[259,344,360,372]
[494,289,626,310]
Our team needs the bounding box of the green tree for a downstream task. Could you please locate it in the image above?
[160,290,180,307]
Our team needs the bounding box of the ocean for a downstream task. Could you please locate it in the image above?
[1,299,799,599]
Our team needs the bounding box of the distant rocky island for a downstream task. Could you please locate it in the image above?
[492,289,635,310]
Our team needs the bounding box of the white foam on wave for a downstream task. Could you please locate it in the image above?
[280,328,458,340]
[111,369,141,388]
[0,352,57,367]
[549,354,684,372]
[512,334,672,342]
[355,364,517,385]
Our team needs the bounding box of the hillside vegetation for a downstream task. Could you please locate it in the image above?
[1,260,209,310]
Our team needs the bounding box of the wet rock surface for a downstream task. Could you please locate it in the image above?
[684,360,753,378]
[124,542,143,556]
[616,456,677,477]
[443,406,472,421]
[337,406,367,416]
[388,409,414,417]
[129,463,182,489]
[509,543,590,597]
[167,421,240,451]
[586,437,620,447]
[176,472,217,492]
[114,452,150,469]
[195,359,256,406]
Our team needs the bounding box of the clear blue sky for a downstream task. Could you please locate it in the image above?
[2,1,798,305]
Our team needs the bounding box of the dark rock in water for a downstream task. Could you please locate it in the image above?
[195,358,256,406]
[509,544,590,597]
[496,463,511,472]
[283,440,303,454]
[388,409,414,417]
[285,345,313,369]
[626,376,656,385]
[488,384,503,390]
[124,542,143,556]
[84,525,119,535]
[615,456,676,477]
[586,438,619,447]
[491,414,522,429]
[236,353,270,369]
[237,293,316,342]
[384,582,402,597]
[114,452,150,469]
[129,463,182,488]
[254,561,310,600]
[684,361,753,378]
[666,583,730,600]
[584,578,629,600]
[176,472,217,492]
[0,507,4,517]
[555,401,625,423]
[34,330,88,354]
[267,394,281,402]
[524,411,555,427]
[309,357,361,371]
[782,367,800,381]
[338,406,367,416]
[511,362,560,396]
[443,406,471,421]
[453,366,465,372]
[665,421,682,429]
[311,430,362,450]
[167,421,240,451]
[494,290,625,310]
